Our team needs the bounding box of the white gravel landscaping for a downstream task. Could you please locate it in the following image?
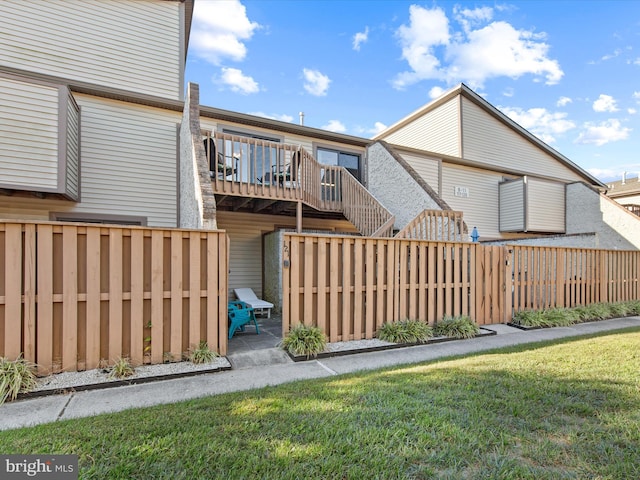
[33,356,231,393]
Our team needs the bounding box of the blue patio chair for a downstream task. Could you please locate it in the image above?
[228,301,260,339]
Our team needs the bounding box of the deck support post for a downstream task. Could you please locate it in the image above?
[296,201,303,233]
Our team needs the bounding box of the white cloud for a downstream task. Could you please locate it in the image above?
[248,112,294,123]
[575,119,631,146]
[393,5,563,90]
[629,108,637,115]
[429,86,445,99]
[501,106,575,144]
[556,96,572,107]
[370,121,387,135]
[633,91,640,102]
[593,94,619,113]
[601,49,621,61]
[353,27,369,51]
[322,120,346,133]
[503,87,514,97]
[219,67,259,94]
[303,68,331,96]
[191,0,260,65]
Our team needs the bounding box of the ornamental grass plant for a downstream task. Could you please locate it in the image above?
[280,324,327,358]
[0,355,37,404]
[434,315,480,339]
[376,320,433,344]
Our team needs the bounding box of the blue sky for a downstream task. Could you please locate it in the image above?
[184,0,640,183]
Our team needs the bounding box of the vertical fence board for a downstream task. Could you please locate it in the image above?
[4,224,23,360]
[304,237,315,330]
[341,238,352,341]
[329,238,339,342]
[108,229,123,364]
[62,226,79,371]
[23,224,37,363]
[189,231,201,350]
[317,238,327,335]
[85,228,101,370]
[150,230,164,365]
[170,231,183,358]
[365,239,375,338]
[130,230,144,366]
[353,238,363,340]
[36,225,54,374]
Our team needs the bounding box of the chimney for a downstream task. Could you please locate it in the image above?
[622,171,626,184]
[299,112,305,126]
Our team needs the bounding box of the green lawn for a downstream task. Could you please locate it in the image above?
[1,328,639,479]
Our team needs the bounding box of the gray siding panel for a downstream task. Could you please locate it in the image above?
[381,97,460,156]
[0,76,59,189]
[499,179,525,232]
[0,0,182,100]
[526,178,565,232]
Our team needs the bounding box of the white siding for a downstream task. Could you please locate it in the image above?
[217,211,357,299]
[441,164,531,240]
[461,98,584,181]
[0,0,182,100]
[526,178,565,233]
[499,179,525,232]
[380,97,460,156]
[399,151,440,194]
[0,76,59,189]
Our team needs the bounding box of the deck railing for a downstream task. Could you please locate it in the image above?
[204,131,394,236]
[395,209,465,241]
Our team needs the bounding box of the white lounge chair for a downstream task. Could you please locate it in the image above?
[234,288,274,318]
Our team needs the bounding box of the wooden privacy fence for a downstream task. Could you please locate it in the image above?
[0,221,228,374]
[282,233,507,342]
[509,245,640,311]
[282,233,640,342]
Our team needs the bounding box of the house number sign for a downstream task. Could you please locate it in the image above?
[454,186,469,198]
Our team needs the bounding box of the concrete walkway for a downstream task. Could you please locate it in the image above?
[1,317,637,431]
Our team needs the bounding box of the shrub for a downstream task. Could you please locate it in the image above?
[0,355,37,404]
[188,341,219,364]
[281,324,327,358]
[108,357,135,379]
[434,315,479,339]
[512,310,546,327]
[609,302,630,318]
[624,300,640,315]
[543,308,580,327]
[377,320,433,344]
[576,303,613,321]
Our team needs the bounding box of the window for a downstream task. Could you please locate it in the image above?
[223,129,281,184]
[316,147,361,181]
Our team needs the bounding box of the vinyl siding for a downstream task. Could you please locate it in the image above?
[380,97,460,157]
[65,92,81,200]
[66,94,179,226]
[499,179,525,232]
[461,97,583,182]
[526,178,565,232]
[0,76,59,189]
[0,0,182,100]
[441,164,531,240]
[217,211,357,299]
